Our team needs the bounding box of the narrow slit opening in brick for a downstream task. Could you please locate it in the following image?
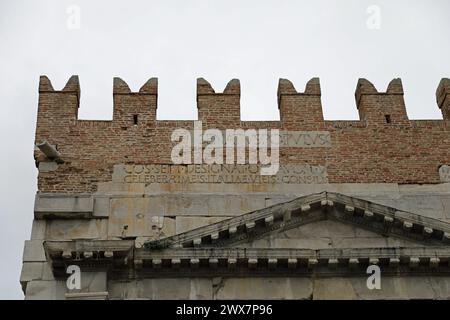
[133,115,139,125]
[385,115,391,123]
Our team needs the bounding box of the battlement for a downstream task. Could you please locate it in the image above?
[37,76,450,127]
[35,75,450,193]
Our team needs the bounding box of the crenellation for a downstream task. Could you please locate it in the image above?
[386,78,404,94]
[112,77,131,94]
[38,75,54,92]
[304,77,321,95]
[33,75,450,192]
[112,77,158,128]
[355,78,409,126]
[197,78,241,126]
[355,78,378,103]
[196,77,215,95]
[62,75,81,101]
[277,78,298,100]
[139,77,158,95]
[278,78,324,130]
[223,78,241,95]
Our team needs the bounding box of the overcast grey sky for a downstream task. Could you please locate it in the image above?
[0,0,449,299]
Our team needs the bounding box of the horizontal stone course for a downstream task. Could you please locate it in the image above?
[106,276,450,300]
[34,194,93,219]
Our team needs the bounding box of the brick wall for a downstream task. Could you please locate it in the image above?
[34,76,450,193]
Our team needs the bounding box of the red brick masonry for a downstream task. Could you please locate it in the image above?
[34,76,450,193]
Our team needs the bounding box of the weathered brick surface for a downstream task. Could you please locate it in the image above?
[34,76,450,193]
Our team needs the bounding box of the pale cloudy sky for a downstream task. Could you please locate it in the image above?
[0,0,449,299]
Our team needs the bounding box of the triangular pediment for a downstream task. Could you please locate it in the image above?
[235,219,424,250]
[144,192,450,250]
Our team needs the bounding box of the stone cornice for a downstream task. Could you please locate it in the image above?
[135,246,450,276]
[45,241,450,276]
[44,240,134,277]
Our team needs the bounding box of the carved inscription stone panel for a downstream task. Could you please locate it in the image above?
[187,130,331,148]
[278,131,331,147]
[113,164,328,185]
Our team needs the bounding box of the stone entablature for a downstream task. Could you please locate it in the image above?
[27,192,450,301]
[37,193,450,277]
[23,184,450,299]
[45,241,450,276]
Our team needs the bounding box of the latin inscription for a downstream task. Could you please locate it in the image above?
[278,131,331,147]
[115,164,328,184]
[187,130,331,147]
